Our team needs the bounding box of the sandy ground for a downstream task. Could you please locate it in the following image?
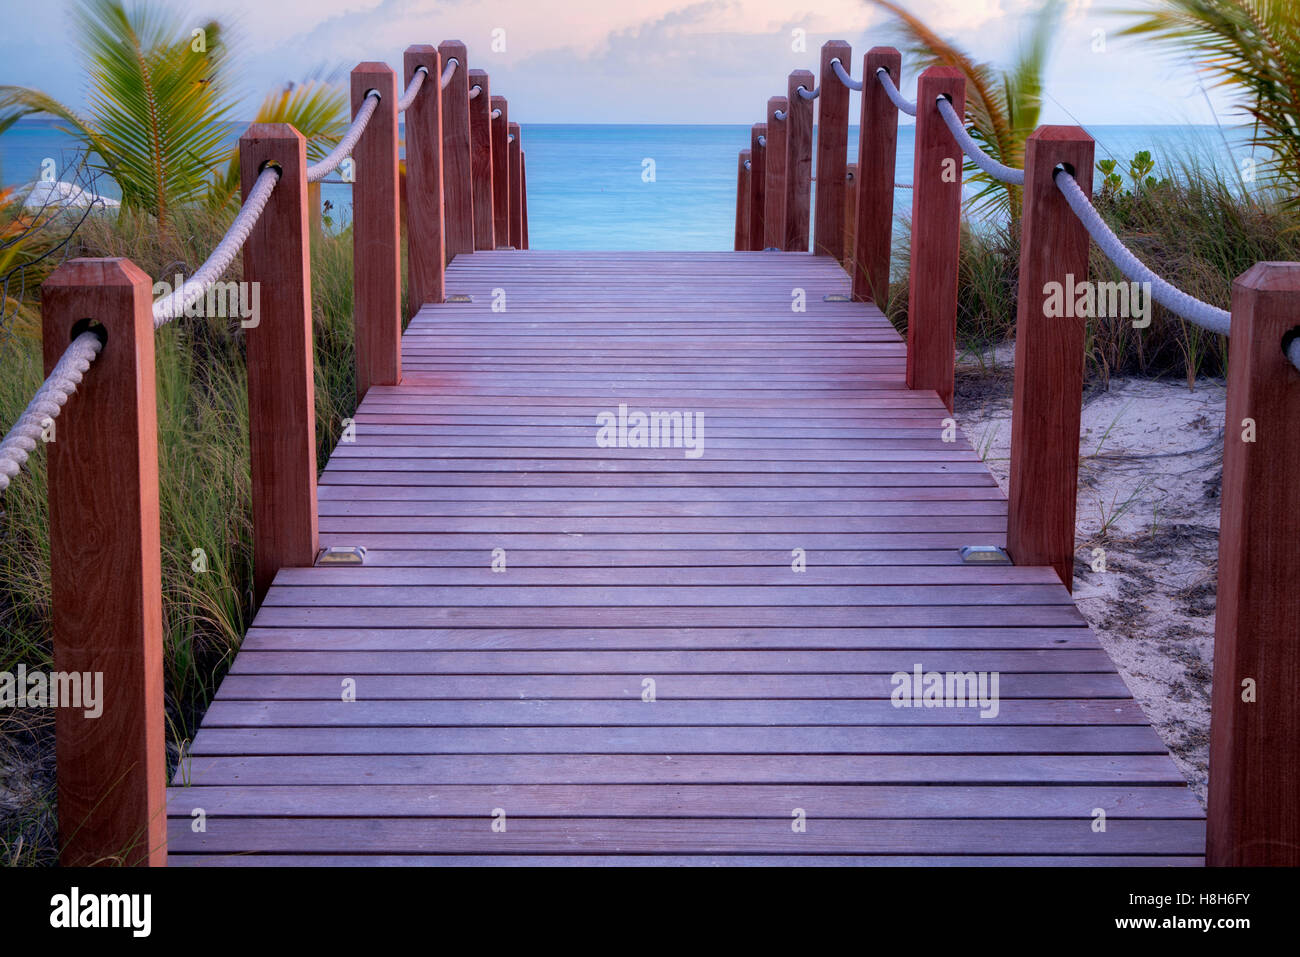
[957,348,1222,804]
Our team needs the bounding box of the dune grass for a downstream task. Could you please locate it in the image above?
[885,159,1300,385]
[0,203,372,864]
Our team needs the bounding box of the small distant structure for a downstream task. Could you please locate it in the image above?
[22,179,120,212]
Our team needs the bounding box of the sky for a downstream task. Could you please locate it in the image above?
[0,0,1240,126]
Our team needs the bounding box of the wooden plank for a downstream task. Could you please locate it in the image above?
[351,63,402,399]
[169,854,1204,867]
[1207,262,1300,866]
[238,124,318,602]
[43,258,165,867]
[179,753,1191,786]
[165,784,1201,818]
[438,41,474,257]
[467,69,494,250]
[166,817,1205,855]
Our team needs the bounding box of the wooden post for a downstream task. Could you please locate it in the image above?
[813,41,851,260]
[239,124,319,603]
[438,41,473,258]
[43,258,164,867]
[748,124,767,252]
[351,63,401,401]
[906,66,965,411]
[763,96,788,250]
[508,122,523,249]
[853,48,901,305]
[843,163,858,271]
[784,70,815,252]
[468,69,494,250]
[307,180,322,241]
[403,45,445,310]
[520,150,529,249]
[1006,127,1095,590]
[1207,262,1300,866]
[735,150,750,251]
[490,97,510,248]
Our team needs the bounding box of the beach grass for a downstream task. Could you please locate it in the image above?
[0,203,369,864]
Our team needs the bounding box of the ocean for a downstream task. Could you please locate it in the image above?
[2,119,1257,251]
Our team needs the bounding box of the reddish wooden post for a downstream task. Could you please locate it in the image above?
[490,97,510,247]
[508,122,523,249]
[403,45,445,310]
[784,70,815,252]
[907,66,966,411]
[520,150,529,249]
[1006,127,1095,590]
[351,63,401,400]
[42,258,164,866]
[814,41,852,260]
[735,150,750,250]
[1207,263,1300,866]
[854,47,902,305]
[468,69,494,250]
[239,124,319,603]
[763,96,788,250]
[439,41,473,258]
[748,124,767,252]
[843,163,858,271]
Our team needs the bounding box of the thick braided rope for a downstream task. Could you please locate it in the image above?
[875,68,917,116]
[1055,169,1232,337]
[0,331,102,493]
[936,96,1026,186]
[830,58,862,91]
[440,58,459,90]
[397,66,428,113]
[151,165,279,326]
[796,84,819,101]
[306,90,379,183]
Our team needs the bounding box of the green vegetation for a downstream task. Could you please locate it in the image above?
[0,0,360,864]
[871,0,1300,384]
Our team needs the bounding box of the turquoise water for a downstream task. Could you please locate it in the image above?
[2,119,1258,251]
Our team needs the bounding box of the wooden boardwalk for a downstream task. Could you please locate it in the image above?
[166,250,1204,864]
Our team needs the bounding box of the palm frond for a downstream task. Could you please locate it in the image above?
[1114,0,1300,206]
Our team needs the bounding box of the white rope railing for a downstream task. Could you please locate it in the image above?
[0,331,102,493]
[875,68,916,116]
[830,58,862,91]
[936,96,1025,186]
[1054,168,1233,338]
[440,58,459,90]
[307,89,379,183]
[469,84,481,100]
[396,66,427,113]
[491,107,502,119]
[773,109,786,121]
[796,84,819,101]
[744,159,751,170]
[757,135,766,147]
[151,165,279,326]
